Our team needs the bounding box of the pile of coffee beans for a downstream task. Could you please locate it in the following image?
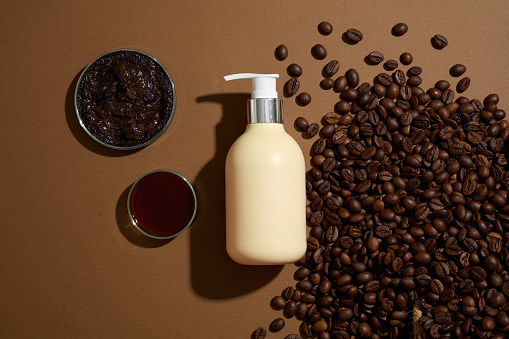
[255,22,509,339]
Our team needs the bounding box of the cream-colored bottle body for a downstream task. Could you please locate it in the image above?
[225,123,307,265]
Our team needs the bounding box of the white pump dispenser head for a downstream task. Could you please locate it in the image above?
[224,73,282,124]
[224,73,279,99]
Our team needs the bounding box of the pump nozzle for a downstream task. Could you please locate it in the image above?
[224,73,279,99]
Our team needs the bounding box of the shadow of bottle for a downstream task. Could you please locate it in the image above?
[191,93,283,299]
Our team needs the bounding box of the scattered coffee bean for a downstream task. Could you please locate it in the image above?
[392,23,408,36]
[345,28,363,43]
[368,51,384,64]
[324,60,340,76]
[384,60,399,71]
[311,44,327,60]
[270,23,509,339]
[286,77,300,96]
[450,64,467,77]
[345,68,360,88]
[320,78,335,90]
[252,327,266,339]
[400,52,413,65]
[288,63,302,77]
[270,296,286,310]
[296,92,311,106]
[294,117,308,131]
[432,34,448,49]
[269,318,285,332]
[306,122,319,137]
[275,45,288,61]
[457,77,471,93]
[318,21,333,35]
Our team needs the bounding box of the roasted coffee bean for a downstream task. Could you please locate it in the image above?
[269,318,285,332]
[345,28,363,43]
[271,296,286,310]
[393,70,406,86]
[442,88,455,104]
[306,123,319,137]
[384,60,398,71]
[311,44,327,60]
[295,117,309,132]
[334,76,348,92]
[450,64,466,77]
[284,300,298,318]
[400,52,413,65]
[297,92,311,106]
[288,63,302,77]
[286,77,300,96]
[432,34,448,49]
[377,73,393,86]
[325,60,340,77]
[408,66,422,76]
[318,21,333,35]
[252,327,267,339]
[275,45,288,61]
[345,69,360,88]
[392,23,408,36]
[320,78,335,90]
[274,26,509,339]
[367,51,384,64]
[282,287,295,300]
[457,77,471,93]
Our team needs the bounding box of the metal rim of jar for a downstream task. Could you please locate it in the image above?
[127,169,197,239]
[74,48,176,150]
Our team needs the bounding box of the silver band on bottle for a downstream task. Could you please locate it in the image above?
[248,99,283,124]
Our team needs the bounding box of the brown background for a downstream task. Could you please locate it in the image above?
[1,1,508,338]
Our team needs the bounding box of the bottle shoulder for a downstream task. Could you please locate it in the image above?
[226,124,304,165]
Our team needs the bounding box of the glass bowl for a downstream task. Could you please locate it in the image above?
[127,170,197,239]
[74,49,176,150]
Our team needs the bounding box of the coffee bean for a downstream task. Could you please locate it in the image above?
[345,28,363,43]
[286,77,300,97]
[306,123,319,138]
[269,318,285,332]
[318,21,333,35]
[284,300,298,318]
[457,77,470,93]
[311,44,327,60]
[325,60,340,76]
[368,51,384,64]
[272,24,509,339]
[383,60,398,71]
[252,327,267,339]
[288,63,302,77]
[392,23,408,36]
[393,70,406,86]
[274,45,288,61]
[295,117,309,132]
[450,64,466,77]
[297,92,312,106]
[320,78,334,90]
[407,66,422,76]
[400,52,413,65]
[271,296,286,310]
[432,34,448,49]
[345,69,360,88]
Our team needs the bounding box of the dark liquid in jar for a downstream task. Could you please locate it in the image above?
[129,171,195,238]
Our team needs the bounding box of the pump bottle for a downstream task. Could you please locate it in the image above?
[223,73,307,265]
